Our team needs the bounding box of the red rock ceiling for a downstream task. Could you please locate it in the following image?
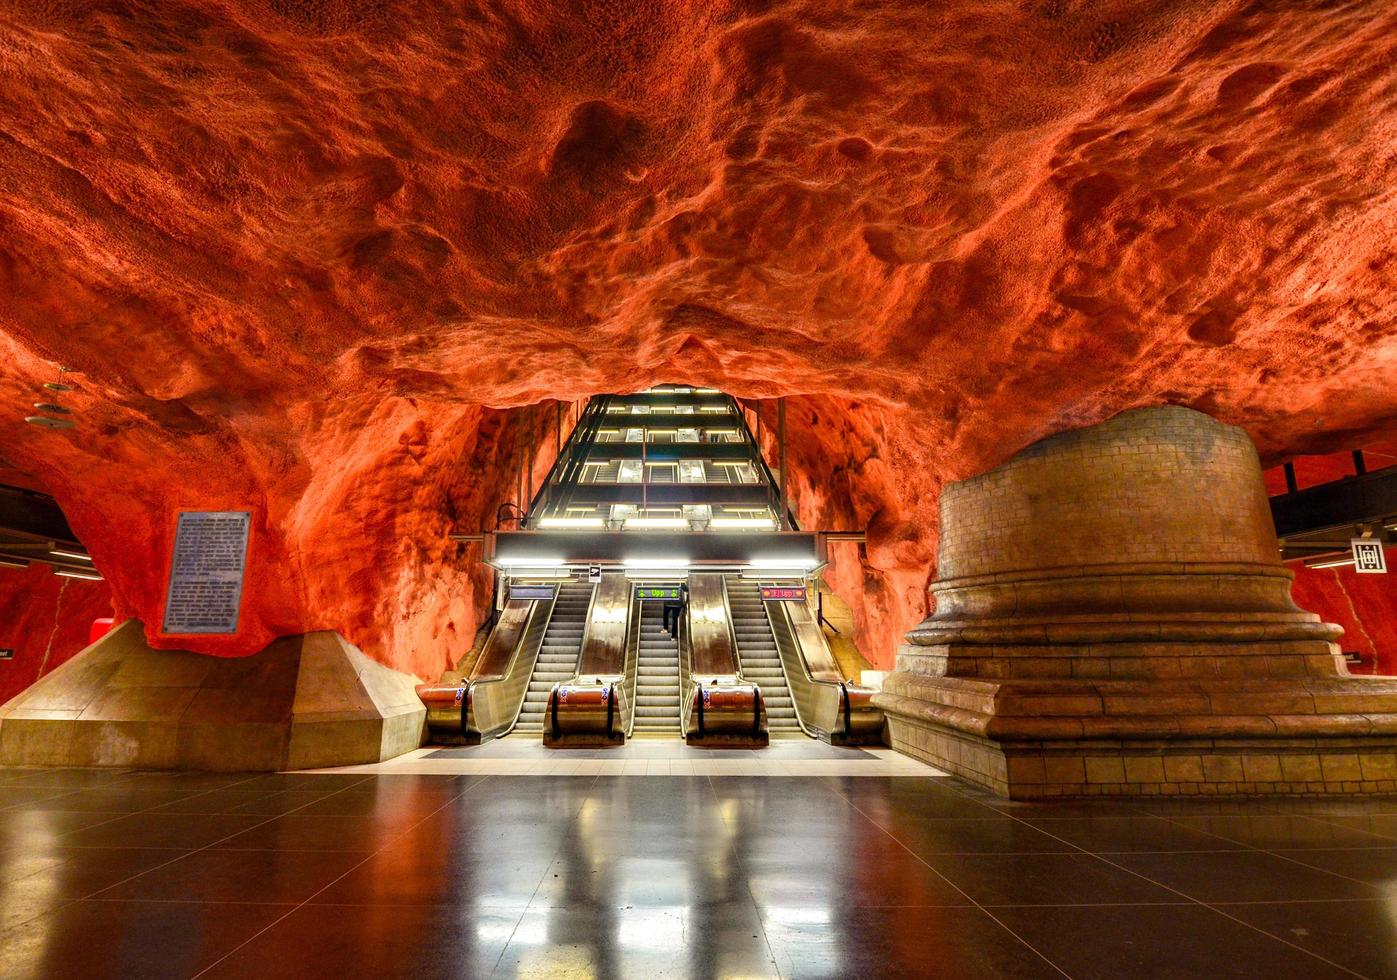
[1,1,1396,676]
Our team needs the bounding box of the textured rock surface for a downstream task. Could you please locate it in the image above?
[1,2,1396,676]
[0,565,113,704]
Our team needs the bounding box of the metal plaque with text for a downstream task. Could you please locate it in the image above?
[161,511,251,634]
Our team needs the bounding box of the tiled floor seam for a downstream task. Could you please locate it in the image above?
[703,774,785,979]
[826,781,1076,979]
[189,772,499,979]
[0,770,372,939]
[985,799,1381,979]
[484,774,607,979]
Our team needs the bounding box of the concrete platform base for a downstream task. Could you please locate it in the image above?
[0,621,426,771]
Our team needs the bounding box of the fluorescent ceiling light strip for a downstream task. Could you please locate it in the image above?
[0,558,29,569]
[1307,556,1356,569]
[509,568,574,580]
[710,518,777,529]
[55,569,103,581]
[749,558,817,569]
[739,568,805,580]
[624,517,689,529]
[624,558,690,568]
[496,556,566,568]
[49,548,92,561]
[536,517,605,528]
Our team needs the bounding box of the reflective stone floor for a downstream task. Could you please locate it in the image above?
[1,767,1396,978]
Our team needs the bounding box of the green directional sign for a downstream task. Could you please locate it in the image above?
[636,586,682,601]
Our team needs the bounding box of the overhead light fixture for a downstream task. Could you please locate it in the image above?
[1305,556,1356,570]
[624,558,690,569]
[699,406,728,413]
[749,558,817,570]
[710,517,777,530]
[43,382,74,393]
[624,568,689,581]
[32,402,71,414]
[496,556,566,568]
[536,517,605,529]
[55,569,102,581]
[49,548,92,562]
[624,517,689,529]
[25,416,74,430]
[508,567,575,580]
[0,558,29,569]
[740,568,806,580]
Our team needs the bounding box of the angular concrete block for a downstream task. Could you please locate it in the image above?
[0,621,424,771]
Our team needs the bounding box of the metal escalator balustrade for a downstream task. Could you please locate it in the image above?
[632,598,681,734]
[725,577,802,734]
[513,580,593,734]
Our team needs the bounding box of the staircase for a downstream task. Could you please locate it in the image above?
[512,580,593,734]
[725,577,802,733]
[632,600,681,735]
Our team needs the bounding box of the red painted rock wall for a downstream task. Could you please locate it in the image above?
[0,564,114,705]
[1288,548,1397,676]
[0,2,1396,675]
[1265,447,1397,676]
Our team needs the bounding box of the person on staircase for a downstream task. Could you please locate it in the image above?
[661,581,689,636]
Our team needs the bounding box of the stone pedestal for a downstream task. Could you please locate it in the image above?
[0,621,426,771]
[876,406,1397,798]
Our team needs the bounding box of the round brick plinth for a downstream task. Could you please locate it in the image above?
[876,406,1397,800]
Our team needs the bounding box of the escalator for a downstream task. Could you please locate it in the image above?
[725,577,801,734]
[632,598,681,734]
[513,580,593,734]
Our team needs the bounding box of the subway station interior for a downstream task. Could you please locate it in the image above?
[2,3,1397,978]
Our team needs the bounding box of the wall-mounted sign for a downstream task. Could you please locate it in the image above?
[760,585,807,601]
[0,648,12,660]
[509,583,558,601]
[636,586,682,601]
[588,564,601,583]
[161,511,251,634]
[1351,539,1388,574]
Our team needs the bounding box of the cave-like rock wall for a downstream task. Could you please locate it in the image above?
[0,564,114,704]
[1,2,1395,676]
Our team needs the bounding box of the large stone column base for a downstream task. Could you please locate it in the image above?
[879,406,1397,799]
[0,621,426,771]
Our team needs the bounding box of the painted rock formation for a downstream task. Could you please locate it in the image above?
[0,2,1395,677]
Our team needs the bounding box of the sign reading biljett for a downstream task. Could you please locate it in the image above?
[162,511,251,634]
[1351,539,1388,574]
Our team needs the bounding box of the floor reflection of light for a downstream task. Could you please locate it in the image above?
[619,906,684,950]
[765,905,832,926]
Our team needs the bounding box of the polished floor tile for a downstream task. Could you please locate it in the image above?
[1107,850,1383,903]
[992,903,1358,980]
[201,902,524,980]
[1219,899,1397,978]
[2,766,1396,978]
[762,906,1059,979]
[0,899,289,980]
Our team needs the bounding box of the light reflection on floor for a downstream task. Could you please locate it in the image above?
[0,768,1395,978]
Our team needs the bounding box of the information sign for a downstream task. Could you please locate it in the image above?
[1351,539,1388,574]
[588,564,601,583]
[636,586,682,601]
[760,585,807,601]
[161,511,251,634]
